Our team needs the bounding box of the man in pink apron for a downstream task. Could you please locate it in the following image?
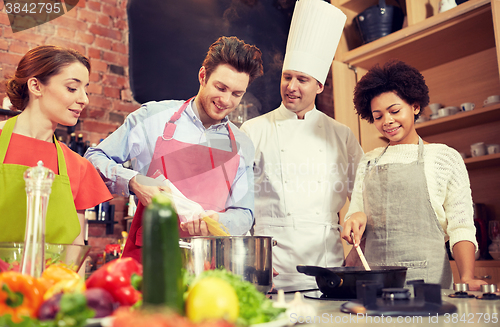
[85,36,264,262]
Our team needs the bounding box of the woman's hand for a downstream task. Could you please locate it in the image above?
[461,277,489,292]
[341,212,367,246]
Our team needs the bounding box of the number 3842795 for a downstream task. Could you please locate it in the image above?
[443,313,498,324]
[5,2,62,14]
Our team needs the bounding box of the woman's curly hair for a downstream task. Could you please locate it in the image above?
[353,60,429,123]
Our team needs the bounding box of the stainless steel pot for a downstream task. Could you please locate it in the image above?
[179,236,273,293]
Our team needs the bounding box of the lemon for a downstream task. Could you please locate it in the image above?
[185,277,239,323]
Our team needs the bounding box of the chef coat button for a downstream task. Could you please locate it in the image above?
[287,213,291,216]
[281,149,284,152]
[319,149,323,152]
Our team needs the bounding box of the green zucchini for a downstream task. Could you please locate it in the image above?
[142,193,184,313]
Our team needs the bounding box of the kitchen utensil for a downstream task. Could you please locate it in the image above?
[354,0,404,44]
[460,102,475,111]
[428,103,442,115]
[0,242,91,272]
[484,95,500,106]
[180,236,274,294]
[489,220,500,241]
[487,144,500,155]
[439,0,457,13]
[351,232,371,271]
[296,265,407,299]
[470,142,486,157]
[439,106,459,117]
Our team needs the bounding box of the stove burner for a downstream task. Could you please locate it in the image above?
[476,284,500,300]
[382,288,411,300]
[340,281,457,316]
[449,283,474,298]
[449,291,475,298]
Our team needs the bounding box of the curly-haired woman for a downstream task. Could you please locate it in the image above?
[341,60,486,290]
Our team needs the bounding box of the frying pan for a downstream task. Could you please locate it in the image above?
[297,265,407,299]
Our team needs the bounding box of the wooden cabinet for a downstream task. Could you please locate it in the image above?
[451,260,500,288]
[332,0,500,222]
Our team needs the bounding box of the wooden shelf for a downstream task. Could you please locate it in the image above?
[339,0,408,13]
[415,104,500,136]
[464,152,500,169]
[339,0,494,71]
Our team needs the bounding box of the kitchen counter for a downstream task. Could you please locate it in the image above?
[279,289,500,327]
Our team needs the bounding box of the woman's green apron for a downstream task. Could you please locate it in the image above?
[0,116,80,244]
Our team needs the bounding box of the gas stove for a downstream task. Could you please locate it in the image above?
[448,283,500,300]
[339,281,457,316]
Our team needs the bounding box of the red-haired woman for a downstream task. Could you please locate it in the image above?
[0,45,112,245]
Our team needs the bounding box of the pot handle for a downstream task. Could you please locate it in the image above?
[296,265,343,288]
[179,240,191,249]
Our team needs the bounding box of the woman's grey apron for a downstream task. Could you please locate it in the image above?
[363,138,452,289]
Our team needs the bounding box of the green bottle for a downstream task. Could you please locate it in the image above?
[142,193,184,313]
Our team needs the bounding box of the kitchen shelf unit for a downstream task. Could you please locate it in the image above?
[415,104,500,137]
[332,0,500,254]
[87,204,117,235]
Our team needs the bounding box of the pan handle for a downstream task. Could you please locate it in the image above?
[296,265,343,288]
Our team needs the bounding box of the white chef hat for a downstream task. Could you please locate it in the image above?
[282,0,347,85]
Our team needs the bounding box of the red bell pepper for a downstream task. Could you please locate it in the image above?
[85,257,142,306]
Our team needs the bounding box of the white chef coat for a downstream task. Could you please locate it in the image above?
[240,104,364,291]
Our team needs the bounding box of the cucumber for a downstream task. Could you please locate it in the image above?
[142,193,184,313]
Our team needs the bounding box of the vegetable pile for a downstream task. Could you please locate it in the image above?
[1,253,282,327]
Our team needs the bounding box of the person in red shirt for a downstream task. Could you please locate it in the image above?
[0,45,112,245]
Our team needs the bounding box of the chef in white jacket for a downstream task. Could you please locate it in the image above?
[240,0,363,292]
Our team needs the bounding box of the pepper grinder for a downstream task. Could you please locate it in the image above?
[20,161,55,277]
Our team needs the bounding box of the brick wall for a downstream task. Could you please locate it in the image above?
[0,0,139,261]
